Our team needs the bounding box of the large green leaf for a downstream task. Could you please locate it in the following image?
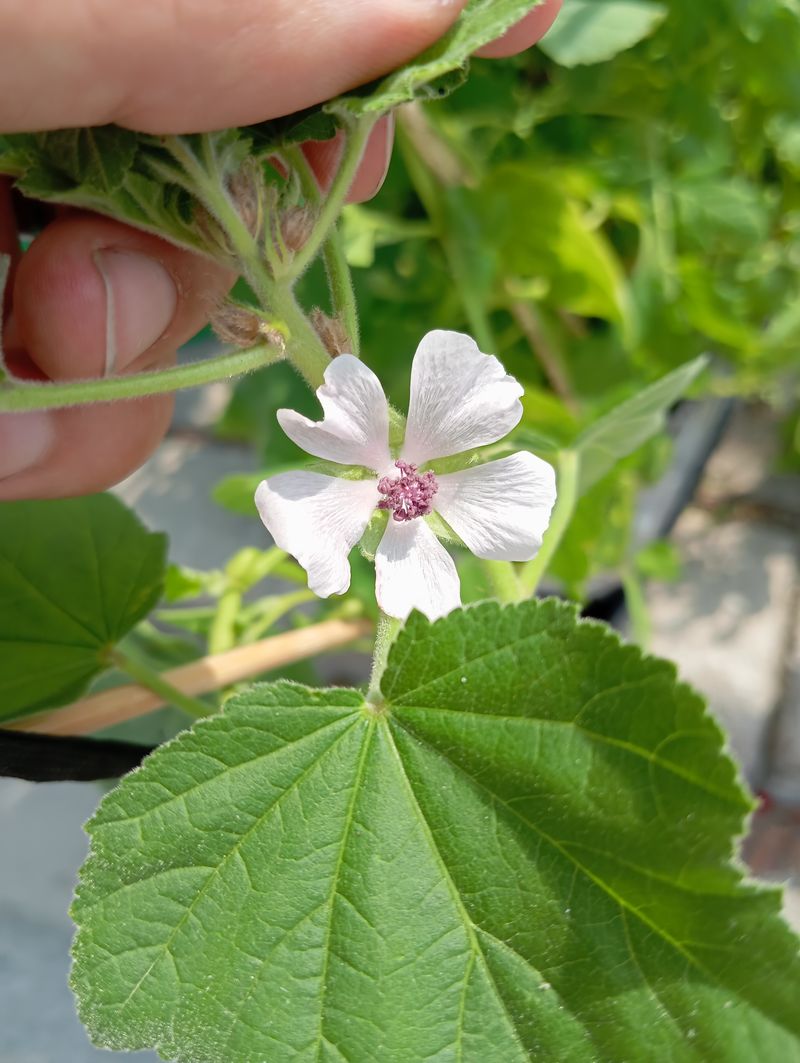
[72,600,800,1061]
[0,494,166,720]
[573,355,708,495]
[539,0,667,68]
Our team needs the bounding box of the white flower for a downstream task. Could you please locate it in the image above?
[255,330,556,621]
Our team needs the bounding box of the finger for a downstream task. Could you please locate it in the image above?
[10,213,233,380]
[0,0,468,134]
[0,215,234,499]
[0,400,175,500]
[302,114,395,204]
[475,0,563,58]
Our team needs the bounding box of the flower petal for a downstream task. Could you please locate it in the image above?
[255,472,377,597]
[434,452,557,561]
[278,354,391,472]
[401,330,523,465]
[375,518,461,621]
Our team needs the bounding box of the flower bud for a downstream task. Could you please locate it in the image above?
[210,302,285,351]
[280,206,316,253]
[311,309,350,357]
[228,160,264,238]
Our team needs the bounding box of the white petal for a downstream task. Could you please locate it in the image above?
[375,518,461,621]
[401,330,523,465]
[434,452,557,562]
[255,472,377,597]
[278,355,391,472]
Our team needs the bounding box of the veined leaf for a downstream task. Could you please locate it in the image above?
[0,494,166,720]
[72,600,800,1062]
[574,355,708,495]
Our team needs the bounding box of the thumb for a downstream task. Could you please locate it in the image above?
[0,0,468,134]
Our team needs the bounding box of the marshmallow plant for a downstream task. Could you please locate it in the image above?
[0,2,798,1061]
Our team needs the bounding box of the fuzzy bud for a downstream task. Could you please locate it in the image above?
[311,309,350,357]
[280,206,316,254]
[228,160,264,238]
[210,302,285,351]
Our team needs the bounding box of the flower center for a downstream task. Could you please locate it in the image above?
[377,461,438,522]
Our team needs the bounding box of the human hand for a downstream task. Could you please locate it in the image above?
[0,0,562,500]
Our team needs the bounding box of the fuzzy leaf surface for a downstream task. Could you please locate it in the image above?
[72,600,800,1061]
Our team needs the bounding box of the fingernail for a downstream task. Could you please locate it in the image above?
[93,250,178,376]
[0,412,55,480]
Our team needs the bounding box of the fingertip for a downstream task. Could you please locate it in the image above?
[12,214,234,382]
[0,396,174,500]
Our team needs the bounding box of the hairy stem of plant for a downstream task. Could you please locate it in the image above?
[172,134,332,390]
[208,588,242,657]
[367,612,402,703]
[285,143,361,356]
[0,344,282,411]
[111,649,210,718]
[622,568,651,648]
[288,116,378,280]
[481,560,521,604]
[517,448,579,598]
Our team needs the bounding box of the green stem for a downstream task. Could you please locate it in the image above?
[208,588,242,656]
[284,142,360,355]
[111,649,210,718]
[0,344,282,411]
[167,136,331,389]
[269,284,332,390]
[322,228,360,357]
[288,115,378,281]
[481,560,521,604]
[622,568,651,648]
[517,449,579,599]
[367,612,402,703]
[165,135,272,307]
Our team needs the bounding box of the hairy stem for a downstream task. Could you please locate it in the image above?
[517,448,579,598]
[0,344,282,411]
[111,649,210,719]
[481,560,521,604]
[168,134,331,389]
[367,612,402,703]
[285,144,360,355]
[288,115,378,281]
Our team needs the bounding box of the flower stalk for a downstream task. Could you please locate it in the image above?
[367,612,402,703]
[517,448,579,598]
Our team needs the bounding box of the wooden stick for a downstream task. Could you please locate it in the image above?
[7,618,372,738]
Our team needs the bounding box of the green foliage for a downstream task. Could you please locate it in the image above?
[329,0,545,117]
[72,600,800,1061]
[572,355,707,495]
[538,1,667,67]
[0,495,166,720]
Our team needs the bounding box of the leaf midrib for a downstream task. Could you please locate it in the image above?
[381,718,533,1063]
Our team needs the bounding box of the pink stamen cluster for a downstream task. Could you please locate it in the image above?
[377,461,438,522]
